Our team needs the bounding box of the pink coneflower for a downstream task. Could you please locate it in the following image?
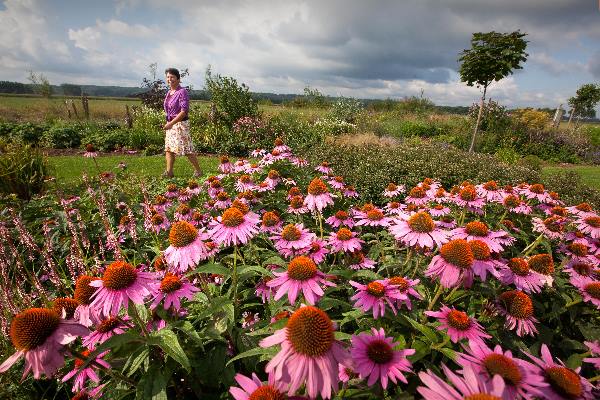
[383,182,405,198]
[477,180,505,203]
[523,343,595,400]
[329,228,364,253]
[265,169,281,188]
[241,311,260,330]
[561,242,599,267]
[290,157,308,168]
[347,250,376,270]
[307,239,329,264]
[429,204,451,217]
[164,221,210,272]
[503,194,533,214]
[315,161,333,174]
[570,276,600,309]
[151,273,200,311]
[351,327,415,389]
[207,179,224,198]
[82,316,129,348]
[343,185,359,198]
[147,212,170,234]
[468,240,501,281]
[232,159,248,173]
[273,138,291,154]
[425,239,475,288]
[177,188,192,202]
[497,290,538,337]
[424,305,491,343]
[174,203,193,221]
[520,183,553,203]
[389,211,449,249]
[186,179,201,195]
[260,211,283,233]
[355,208,392,227]
[229,372,287,400]
[260,306,350,399]
[405,186,430,205]
[326,210,355,228]
[575,215,600,239]
[532,216,567,240]
[457,341,546,399]
[287,186,302,200]
[418,364,508,400]
[349,280,403,319]
[339,363,357,383]
[432,187,449,203]
[566,202,595,217]
[583,340,600,369]
[235,174,256,192]
[255,277,274,303]
[304,178,335,213]
[73,275,100,327]
[328,175,346,190]
[209,206,260,247]
[565,260,597,280]
[62,349,110,392]
[89,261,158,316]
[83,144,98,158]
[164,183,179,199]
[152,195,170,213]
[287,195,309,215]
[219,156,233,173]
[453,185,486,209]
[388,276,422,310]
[267,256,335,305]
[271,223,316,257]
[385,201,405,215]
[0,308,88,379]
[451,221,510,253]
[251,148,266,158]
[498,257,547,293]
[213,191,232,209]
[438,215,457,229]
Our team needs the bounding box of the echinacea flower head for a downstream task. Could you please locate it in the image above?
[454,185,485,208]
[527,253,555,276]
[570,276,600,309]
[575,215,600,239]
[583,340,600,369]
[304,178,335,213]
[260,211,282,233]
[287,195,308,215]
[62,349,110,392]
[389,211,449,249]
[209,206,260,247]
[532,216,566,240]
[523,344,595,400]
[52,298,80,319]
[351,327,415,389]
[521,183,553,203]
[271,223,315,257]
[82,316,129,348]
[349,280,403,319]
[229,372,286,400]
[355,208,391,227]
[164,221,210,272]
[307,239,329,264]
[497,290,538,337]
[425,239,475,288]
[405,186,429,205]
[418,364,509,400]
[259,306,350,399]
[468,240,500,281]
[151,273,200,311]
[148,212,170,234]
[424,305,491,343]
[73,275,100,327]
[388,276,422,310]
[498,257,547,293]
[347,250,376,270]
[451,221,508,253]
[477,180,505,203]
[329,227,364,253]
[383,182,404,197]
[325,210,355,228]
[90,261,158,316]
[0,308,88,379]
[267,256,335,305]
[457,341,546,399]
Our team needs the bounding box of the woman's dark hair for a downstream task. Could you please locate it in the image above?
[164,68,180,80]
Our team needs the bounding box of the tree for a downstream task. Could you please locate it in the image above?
[458,31,528,152]
[204,66,258,127]
[567,83,600,125]
[27,70,53,98]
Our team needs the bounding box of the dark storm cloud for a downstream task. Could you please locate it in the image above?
[589,52,600,79]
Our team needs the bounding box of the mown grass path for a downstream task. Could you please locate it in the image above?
[542,165,600,190]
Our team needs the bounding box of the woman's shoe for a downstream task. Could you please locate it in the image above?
[162,171,174,178]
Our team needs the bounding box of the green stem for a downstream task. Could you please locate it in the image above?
[521,233,544,257]
[427,284,444,311]
[69,346,136,386]
[232,245,239,316]
[129,303,148,337]
[432,336,450,350]
[318,212,324,240]
[565,298,582,308]
[589,374,600,383]
[443,286,459,303]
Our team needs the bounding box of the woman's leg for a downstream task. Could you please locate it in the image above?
[186,154,202,176]
[165,151,175,177]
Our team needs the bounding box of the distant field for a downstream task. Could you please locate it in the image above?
[542,165,600,189]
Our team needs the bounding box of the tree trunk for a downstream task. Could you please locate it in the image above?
[567,106,576,127]
[469,86,487,153]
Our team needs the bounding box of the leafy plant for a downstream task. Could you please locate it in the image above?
[0,144,50,200]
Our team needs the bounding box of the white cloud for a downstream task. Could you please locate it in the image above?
[530,52,586,75]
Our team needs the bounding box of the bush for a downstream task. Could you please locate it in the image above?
[266,112,325,153]
[313,117,356,136]
[0,144,50,200]
[9,122,47,145]
[519,154,543,172]
[329,97,363,123]
[41,124,82,148]
[205,67,259,128]
[303,141,540,203]
[542,170,600,208]
[494,147,521,164]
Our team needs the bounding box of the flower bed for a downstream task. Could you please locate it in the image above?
[0,139,599,399]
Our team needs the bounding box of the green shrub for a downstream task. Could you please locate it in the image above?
[302,142,540,203]
[0,144,50,200]
[205,67,259,128]
[584,125,600,146]
[9,122,47,145]
[519,154,543,172]
[494,147,521,164]
[41,124,82,148]
[313,117,356,136]
[267,112,325,153]
[329,97,363,123]
[542,170,600,208]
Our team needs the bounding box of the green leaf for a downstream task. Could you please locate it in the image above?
[438,347,456,361]
[124,347,150,377]
[238,264,271,277]
[403,316,439,343]
[226,346,277,366]
[351,269,382,281]
[149,329,190,371]
[190,262,230,277]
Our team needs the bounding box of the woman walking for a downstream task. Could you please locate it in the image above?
[163,68,202,178]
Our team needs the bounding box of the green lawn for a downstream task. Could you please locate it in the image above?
[542,165,600,190]
[48,154,219,186]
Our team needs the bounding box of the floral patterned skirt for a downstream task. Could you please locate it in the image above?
[165,120,194,156]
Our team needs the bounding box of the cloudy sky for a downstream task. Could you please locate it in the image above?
[1,0,600,108]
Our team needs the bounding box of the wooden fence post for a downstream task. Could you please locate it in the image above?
[81,93,89,119]
[125,104,133,128]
